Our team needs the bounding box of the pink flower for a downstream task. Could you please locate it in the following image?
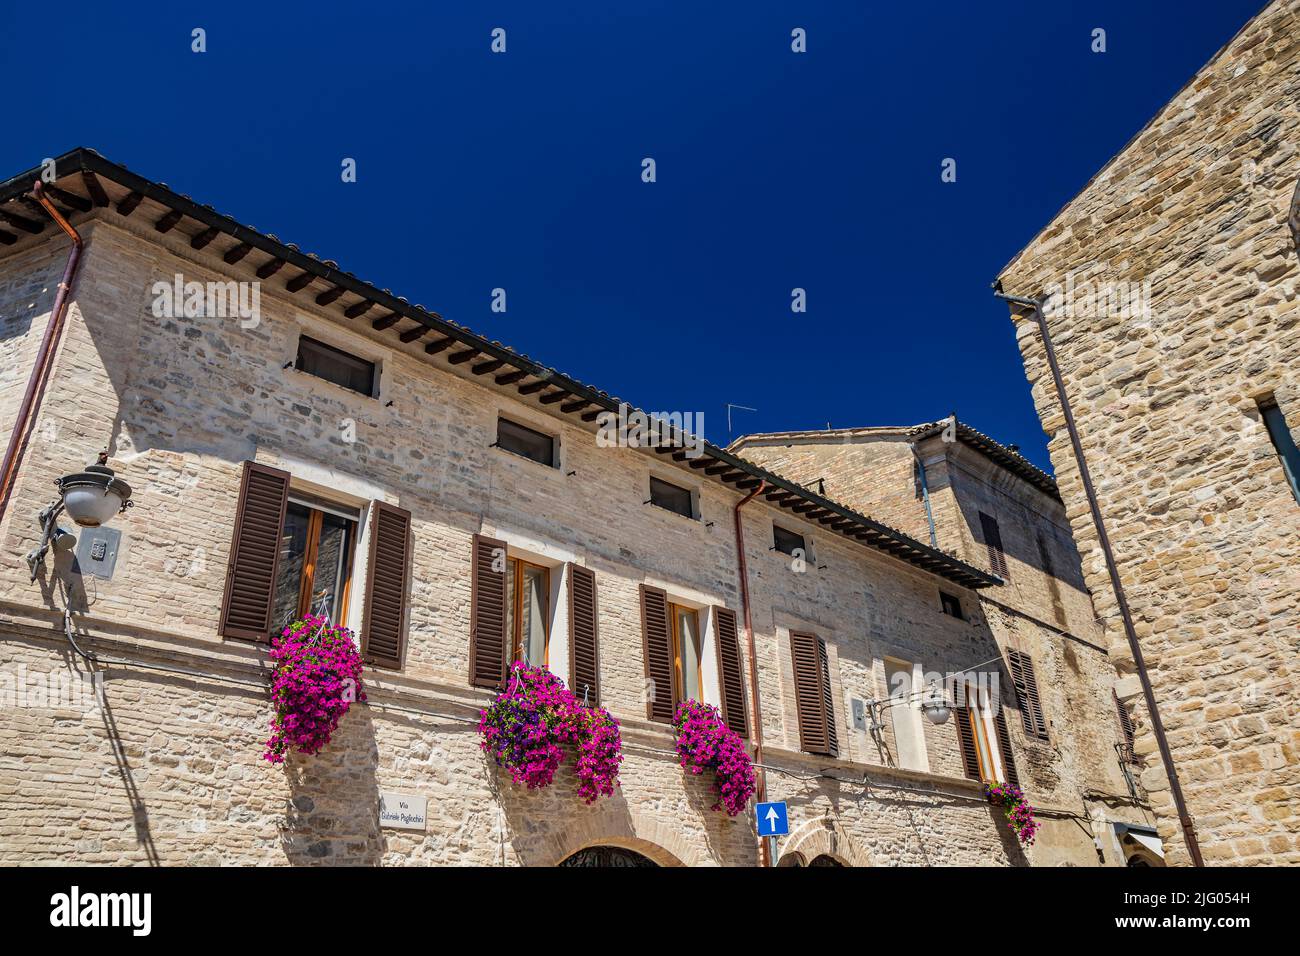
[263,616,366,763]
[672,700,756,816]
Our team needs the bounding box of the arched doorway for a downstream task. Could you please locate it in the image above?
[558,845,659,867]
[808,854,844,867]
[778,852,846,867]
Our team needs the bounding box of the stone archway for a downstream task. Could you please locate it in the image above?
[558,845,659,867]
[778,816,870,867]
[538,808,705,867]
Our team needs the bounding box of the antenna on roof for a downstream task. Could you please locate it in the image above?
[727,404,757,443]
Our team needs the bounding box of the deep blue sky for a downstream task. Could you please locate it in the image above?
[1,1,1264,470]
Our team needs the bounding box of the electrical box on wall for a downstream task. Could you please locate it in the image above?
[74,527,121,580]
[851,697,867,731]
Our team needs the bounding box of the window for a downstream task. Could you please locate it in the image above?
[1115,692,1139,765]
[497,417,556,467]
[790,631,838,757]
[294,336,376,396]
[1006,648,1049,740]
[272,494,359,636]
[940,591,963,619]
[649,476,694,518]
[953,680,1019,787]
[1260,399,1300,506]
[506,558,550,667]
[670,604,703,705]
[773,525,806,557]
[979,511,1009,578]
[885,659,928,772]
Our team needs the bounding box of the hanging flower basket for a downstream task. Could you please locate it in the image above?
[985,782,1039,846]
[478,663,623,804]
[263,616,366,764]
[672,700,756,816]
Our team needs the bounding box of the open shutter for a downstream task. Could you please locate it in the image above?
[791,631,836,757]
[219,461,290,642]
[640,584,675,722]
[953,703,982,780]
[469,534,508,689]
[712,607,747,737]
[642,587,676,723]
[1115,692,1138,764]
[360,502,410,669]
[568,564,600,706]
[1007,649,1048,740]
[979,511,1009,578]
[994,706,1021,789]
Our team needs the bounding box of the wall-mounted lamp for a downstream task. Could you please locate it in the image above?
[922,685,952,725]
[26,452,133,580]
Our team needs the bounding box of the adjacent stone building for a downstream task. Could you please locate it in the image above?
[995,0,1300,866]
[731,420,1159,865]
[1,149,1147,866]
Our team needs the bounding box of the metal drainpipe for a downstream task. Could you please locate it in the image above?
[733,478,770,866]
[0,182,85,525]
[914,450,939,548]
[993,288,1205,867]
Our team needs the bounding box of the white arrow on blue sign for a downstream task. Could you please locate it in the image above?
[756,801,789,836]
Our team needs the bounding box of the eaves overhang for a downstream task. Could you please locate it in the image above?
[0,148,1002,591]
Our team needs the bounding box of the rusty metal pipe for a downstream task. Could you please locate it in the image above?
[733,478,769,866]
[0,182,84,524]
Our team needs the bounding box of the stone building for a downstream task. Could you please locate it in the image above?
[731,420,1159,865]
[2,149,1141,866]
[995,0,1300,866]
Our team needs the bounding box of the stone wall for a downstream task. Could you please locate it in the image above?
[997,0,1300,866]
[0,206,1123,866]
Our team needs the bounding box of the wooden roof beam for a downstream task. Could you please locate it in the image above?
[425,336,455,355]
[154,209,183,233]
[256,257,285,279]
[223,242,253,264]
[190,226,220,250]
[285,271,315,293]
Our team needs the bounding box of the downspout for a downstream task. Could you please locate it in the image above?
[993,288,1204,867]
[913,450,939,548]
[733,478,770,866]
[0,182,84,524]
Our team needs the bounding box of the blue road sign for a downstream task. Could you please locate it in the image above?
[756,801,789,837]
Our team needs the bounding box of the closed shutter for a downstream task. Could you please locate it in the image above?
[791,631,837,757]
[953,701,982,780]
[360,501,411,669]
[712,607,747,737]
[469,534,509,689]
[1007,649,1049,740]
[219,461,290,642]
[568,564,600,705]
[1115,692,1138,764]
[979,511,1009,578]
[993,705,1021,789]
[640,584,674,722]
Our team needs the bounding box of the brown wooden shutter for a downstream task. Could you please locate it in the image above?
[469,534,509,689]
[791,631,837,757]
[952,703,982,780]
[994,705,1021,789]
[219,461,290,642]
[1115,692,1138,764]
[568,564,600,706]
[360,501,411,669]
[979,511,1009,578]
[1007,649,1048,740]
[639,584,675,722]
[712,606,747,737]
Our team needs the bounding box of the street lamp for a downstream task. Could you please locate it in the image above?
[26,451,132,580]
[922,685,952,725]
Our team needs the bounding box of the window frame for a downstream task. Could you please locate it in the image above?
[648,475,696,519]
[293,335,378,398]
[939,591,963,619]
[496,416,558,468]
[773,524,807,557]
[1260,398,1300,506]
[964,685,1008,784]
[274,494,359,634]
[669,603,703,707]
[508,556,551,667]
